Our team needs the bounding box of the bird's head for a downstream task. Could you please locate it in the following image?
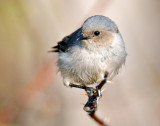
[78,15,119,46]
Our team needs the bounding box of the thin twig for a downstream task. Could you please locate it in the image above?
[83,79,108,126]
[70,73,109,126]
[89,112,108,126]
[98,79,107,90]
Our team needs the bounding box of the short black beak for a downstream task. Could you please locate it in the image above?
[78,34,88,40]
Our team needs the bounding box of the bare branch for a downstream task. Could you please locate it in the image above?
[89,112,108,126]
[71,73,109,126]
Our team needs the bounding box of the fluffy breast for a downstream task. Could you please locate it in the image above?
[57,46,106,85]
[57,33,127,85]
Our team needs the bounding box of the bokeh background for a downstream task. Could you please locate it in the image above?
[0,0,160,126]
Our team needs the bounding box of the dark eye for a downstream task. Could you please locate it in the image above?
[94,31,100,36]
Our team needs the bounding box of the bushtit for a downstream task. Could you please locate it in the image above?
[51,15,127,88]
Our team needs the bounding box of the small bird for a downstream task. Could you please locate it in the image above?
[51,15,127,88]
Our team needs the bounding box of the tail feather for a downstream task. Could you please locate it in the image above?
[48,49,59,53]
[50,39,68,53]
[48,44,60,53]
[52,45,59,48]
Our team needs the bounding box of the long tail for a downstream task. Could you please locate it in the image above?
[48,45,59,52]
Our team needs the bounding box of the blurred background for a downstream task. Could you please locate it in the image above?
[0,0,160,126]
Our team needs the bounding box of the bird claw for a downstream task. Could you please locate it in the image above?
[69,80,107,113]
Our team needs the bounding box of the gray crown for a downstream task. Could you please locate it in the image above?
[82,15,118,32]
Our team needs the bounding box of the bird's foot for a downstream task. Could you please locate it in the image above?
[69,83,87,89]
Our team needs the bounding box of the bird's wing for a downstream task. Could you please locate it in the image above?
[50,28,81,53]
